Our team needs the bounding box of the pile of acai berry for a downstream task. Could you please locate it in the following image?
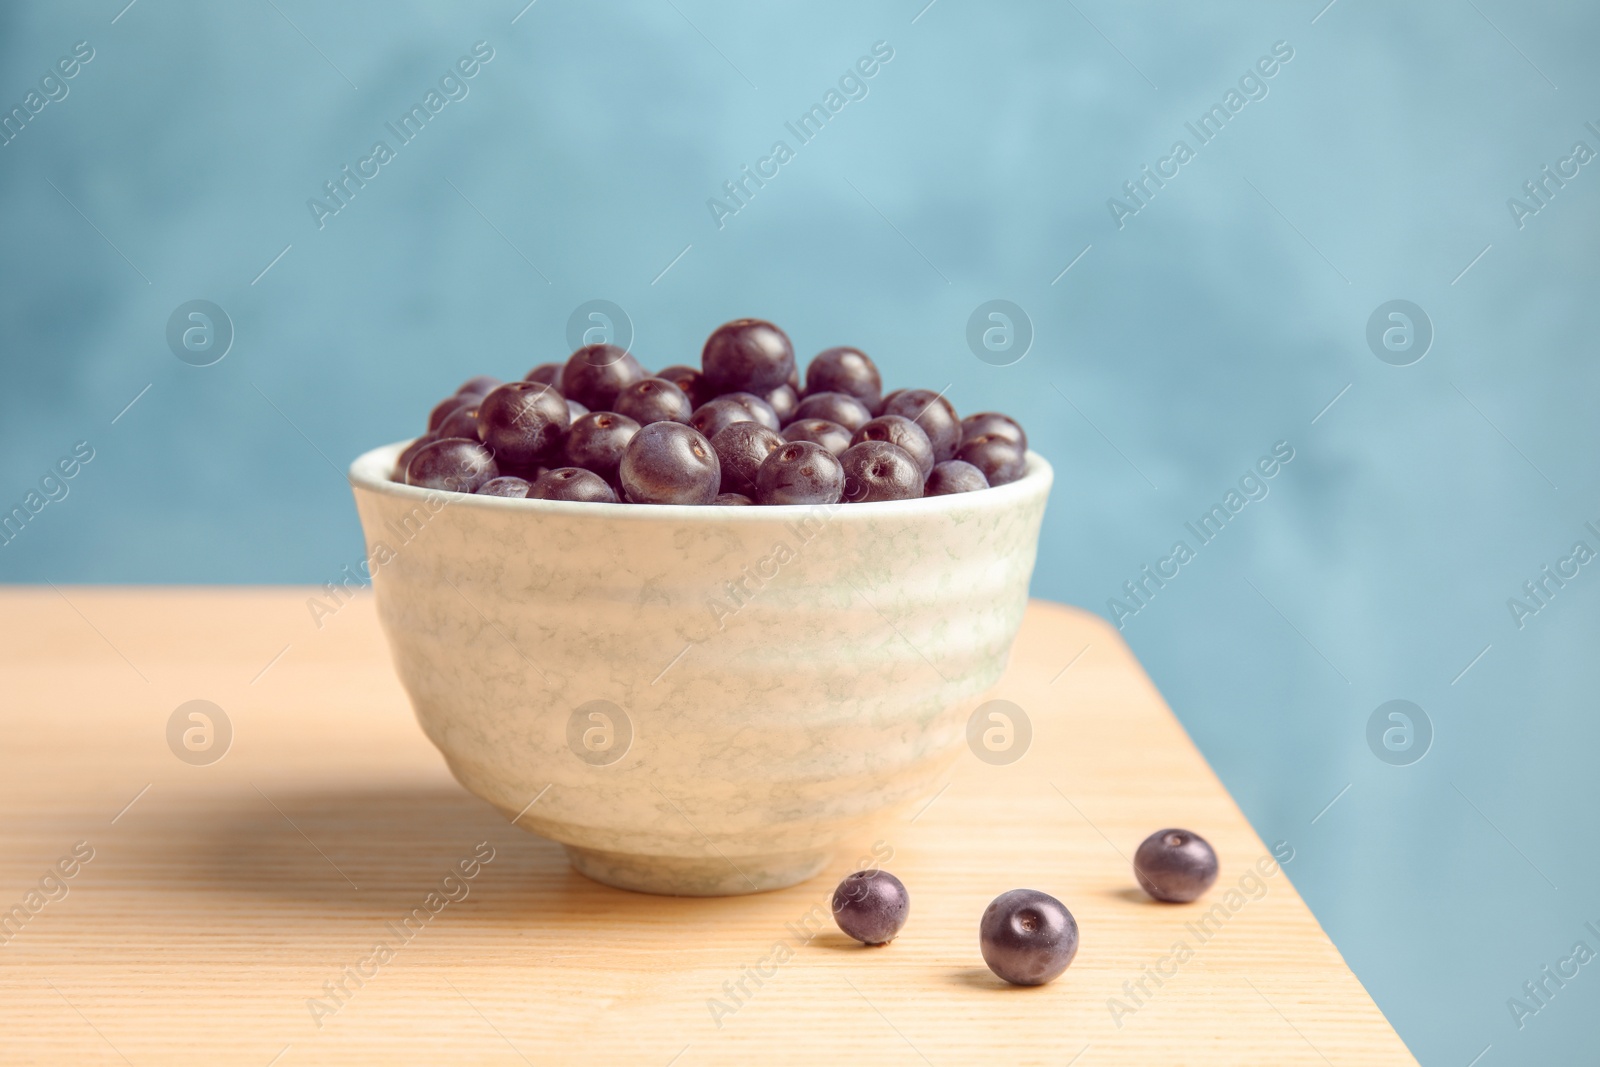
[395,318,1029,505]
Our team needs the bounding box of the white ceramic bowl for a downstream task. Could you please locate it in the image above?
[349,441,1052,895]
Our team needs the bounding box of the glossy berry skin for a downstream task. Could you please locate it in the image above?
[793,391,872,433]
[404,438,499,494]
[702,319,795,395]
[881,389,961,463]
[528,467,619,503]
[712,492,752,505]
[961,411,1027,451]
[561,344,646,410]
[839,441,923,502]
[726,392,780,431]
[688,395,761,441]
[566,398,590,422]
[476,475,532,498]
[477,381,570,468]
[853,415,934,477]
[655,364,711,409]
[782,418,852,457]
[428,395,473,432]
[1134,829,1219,903]
[619,422,721,505]
[925,460,989,496]
[563,411,640,485]
[831,869,909,945]
[456,375,502,397]
[394,433,439,481]
[763,382,800,424]
[756,440,844,506]
[435,402,481,441]
[979,889,1079,986]
[614,377,694,426]
[524,362,563,387]
[710,422,784,497]
[957,433,1027,486]
[806,346,882,410]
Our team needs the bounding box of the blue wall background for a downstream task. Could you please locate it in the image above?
[3,1,1597,1061]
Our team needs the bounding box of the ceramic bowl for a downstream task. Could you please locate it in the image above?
[348,441,1052,895]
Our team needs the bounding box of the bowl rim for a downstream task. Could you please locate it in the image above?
[349,439,1052,522]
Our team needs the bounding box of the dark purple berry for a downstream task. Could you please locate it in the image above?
[614,377,694,426]
[455,375,502,397]
[755,440,844,506]
[689,393,778,440]
[566,398,590,422]
[563,411,640,484]
[839,441,923,502]
[528,467,619,503]
[712,492,752,505]
[404,438,499,494]
[394,433,439,481]
[782,418,852,457]
[656,364,711,409]
[805,346,882,410]
[476,475,532,498]
[957,433,1027,486]
[853,416,934,477]
[477,381,569,468]
[428,395,473,432]
[435,401,481,441]
[881,389,961,463]
[925,460,989,496]
[726,392,780,431]
[702,319,795,395]
[710,421,784,497]
[979,889,1079,986]
[792,391,872,433]
[619,422,720,505]
[831,869,909,945]
[561,344,646,410]
[961,412,1027,451]
[525,362,563,387]
[875,387,905,417]
[763,382,800,424]
[1134,829,1219,903]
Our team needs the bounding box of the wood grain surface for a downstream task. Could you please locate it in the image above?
[0,588,1415,1065]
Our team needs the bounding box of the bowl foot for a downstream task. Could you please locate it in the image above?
[564,844,832,896]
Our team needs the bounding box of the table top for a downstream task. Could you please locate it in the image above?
[0,588,1415,1066]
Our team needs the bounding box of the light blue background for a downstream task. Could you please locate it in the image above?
[3,1,1597,1062]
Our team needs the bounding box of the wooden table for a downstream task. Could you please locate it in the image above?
[0,589,1415,1065]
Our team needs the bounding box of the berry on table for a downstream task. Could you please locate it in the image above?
[979,889,1079,986]
[831,869,909,945]
[1134,829,1219,903]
